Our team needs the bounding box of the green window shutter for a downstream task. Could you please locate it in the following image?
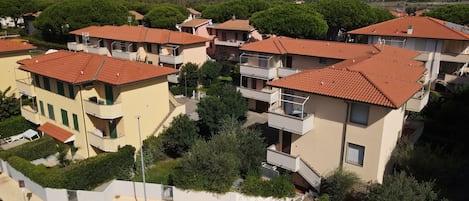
[61,109,69,127]
[43,77,51,91]
[104,84,114,105]
[57,81,65,96]
[72,114,79,131]
[34,74,41,87]
[68,84,75,99]
[47,104,55,120]
[39,101,45,116]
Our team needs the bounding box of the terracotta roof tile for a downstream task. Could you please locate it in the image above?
[348,16,469,40]
[38,122,74,143]
[180,18,211,28]
[0,39,36,53]
[188,8,201,15]
[213,19,254,31]
[129,10,144,20]
[70,25,210,45]
[18,51,178,85]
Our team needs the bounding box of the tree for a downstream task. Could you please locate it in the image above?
[371,7,395,23]
[0,0,37,27]
[201,0,270,23]
[33,0,129,43]
[321,169,359,201]
[144,4,188,30]
[313,0,376,40]
[198,61,222,86]
[251,4,328,39]
[180,63,199,88]
[424,4,469,26]
[366,172,446,201]
[0,87,20,121]
[197,85,247,133]
[160,114,199,158]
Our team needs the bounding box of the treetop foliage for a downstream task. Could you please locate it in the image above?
[423,4,469,25]
[201,0,271,23]
[144,4,188,30]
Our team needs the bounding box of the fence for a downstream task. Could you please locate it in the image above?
[0,159,296,201]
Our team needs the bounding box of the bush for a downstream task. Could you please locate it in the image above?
[135,136,168,171]
[321,169,360,201]
[22,36,67,49]
[170,85,196,96]
[0,136,65,161]
[241,175,295,198]
[0,116,35,138]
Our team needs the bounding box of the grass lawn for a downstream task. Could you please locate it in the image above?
[133,158,181,185]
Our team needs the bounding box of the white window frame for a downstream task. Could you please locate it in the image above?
[350,103,369,125]
[346,143,365,167]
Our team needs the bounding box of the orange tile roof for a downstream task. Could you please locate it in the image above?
[213,19,254,31]
[188,8,201,15]
[0,39,36,53]
[38,122,74,143]
[129,10,144,20]
[261,37,425,108]
[180,18,211,28]
[18,51,178,85]
[70,25,210,45]
[348,16,469,40]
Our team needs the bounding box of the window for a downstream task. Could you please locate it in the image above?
[350,103,369,125]
[72,114,79,131]
[221,32,227,41]
[34,74,41,87]
[346,143,365,166]
[57,81,65,96]
[47,103,55,120]
[286,56,292,68]
[61,109,69,127]
[146,43,152,53]
[68,84,75,99]
[43,77,51,91]
[39,101,45,116]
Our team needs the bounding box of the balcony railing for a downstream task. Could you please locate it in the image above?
[268,93,314,135]
[214,38,245,47]
[87,130,126,152]
[67,42,85,51]
[159,54,184,65]
[278,67,301,77]
[237,87,279,104]
[112,49,137,61]
[239,53,277,79]
[86,45,109,55]
[83,98,123,119]
[406,90,430,112]
[167,74,180,84]
[16,78,36,97]
[240,65,277,80]
[20,105,41,125]
[266,145,321,191]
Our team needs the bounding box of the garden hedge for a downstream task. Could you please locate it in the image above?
[241,175,295,198]
[0,136,65,161]
[0,116,35,138]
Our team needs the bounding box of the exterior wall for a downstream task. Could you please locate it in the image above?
[250,30,263,41]
[442,40,469,55]
[195,24,211,39]
[216,30,248,42]
[0,53,31,97]
[181,43,207,66]
[291,55,342,69]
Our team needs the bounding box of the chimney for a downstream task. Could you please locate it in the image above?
[407,25,413,34]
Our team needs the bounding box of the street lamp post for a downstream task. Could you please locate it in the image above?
[136,115,147,201]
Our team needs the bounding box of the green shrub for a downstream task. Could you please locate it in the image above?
[241,175,295,198]
[22,36,67,50]
[0,136,65,161]
[169,85,196,96]
[0,116,35,138]
[135,135,168,171]
[321,169,360,201]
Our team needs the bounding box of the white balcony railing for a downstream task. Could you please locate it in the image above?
[16,78,36,97]
[406,90,430,112]
[86,45,109,55]
[20,106,41,125]
[239,53,277,79]
[268,93,314,135]
[240,65,277,80]
[67,42,84,51]
[167,74,180,84]
[83,98,123,119]
[214,38,245,47]
[159,54,184,65]
[87,130,126,152]
[112,49,137,61]
[237,87,279,104]
[278,67,301,77]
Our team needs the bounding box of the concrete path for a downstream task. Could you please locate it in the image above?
[0,173,43,201]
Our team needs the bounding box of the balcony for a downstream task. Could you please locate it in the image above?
[237,87,279,104]
[278,67,301,77]
[240,65,277,80]
[21,105,41,125]
[406,90,430,112]
[239,53,277,79]
[67,42,84,51]
[83,97,123,119]
[16,78,36,97]
[214,38,245,47]
[112,49,137,61]
[266,145,321,191]
[87,130,126,152]
[86,45,109,55]
[159,54,184,65]
[268,93,314,135]
[167,74,180,84]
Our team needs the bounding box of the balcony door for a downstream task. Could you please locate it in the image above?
[282,131,291,154]
[104,84,114,105]
[108,120,117,139]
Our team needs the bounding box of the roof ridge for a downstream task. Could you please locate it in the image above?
[359,71,398,108]
[274,38,288,54]
[93,55,107,82]
[426,17,469,40]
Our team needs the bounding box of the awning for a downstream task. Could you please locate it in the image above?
[38,122,75,143]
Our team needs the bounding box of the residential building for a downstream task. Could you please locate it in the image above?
[128,10,145,26]
[186,8,202,21]
[208,19,262,61]
[67,25,210,83]
[22,12,41,35]
[348,16,469,87]
[240,37,428,191]
[16,51,185,158]
[0,39,36,97]
[179,18,213,39]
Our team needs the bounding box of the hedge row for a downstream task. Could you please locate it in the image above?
[0,136,64,161]
[7,145,135,190]
[169,86,197,96]
[22,36,67,50]
[241,175,295,198]
[0,116,35,138]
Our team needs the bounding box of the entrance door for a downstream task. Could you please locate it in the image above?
[282,131,291,154]
[104,85,114,105]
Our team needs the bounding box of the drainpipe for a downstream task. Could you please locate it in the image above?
[78,85,91,157]
[339,102,350,169]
